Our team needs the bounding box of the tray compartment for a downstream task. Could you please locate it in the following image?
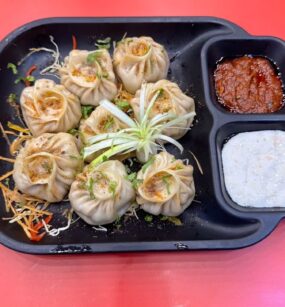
[201,36,285,115]
[214,121,285,213]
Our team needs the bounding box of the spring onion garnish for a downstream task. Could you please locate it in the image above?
[144,215,153,223]
[7,63,18,75]
[142,156,155,173]
[114,100,131,110]
[108,181,117,198]
[162,174,171,194]
[7,93,17,104]
[67,128,79,136]
[87,51,102,65]
[160,215,183,226]
[84,83,195,167]
[81,105,94,119]
[95,37,111,50]
[87,177,95,199]
[126,172,143,189]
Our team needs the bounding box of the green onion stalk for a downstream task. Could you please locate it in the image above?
[84,83,195,169]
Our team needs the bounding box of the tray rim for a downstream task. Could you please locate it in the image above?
[0,16,281,254]
[0,16,247,49]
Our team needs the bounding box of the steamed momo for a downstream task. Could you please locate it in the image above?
[20,79,81,136]
[69,160,135,225]
[13,133,82,202]
[136,152,195,216]
[113,36,169,94]
[59,49,117,106]
[131,80,195,140]
[80,106,126,145]
[79,106,127,161]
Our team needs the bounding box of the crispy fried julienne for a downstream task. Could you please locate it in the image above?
[0,123,53,241]
[0,178,52,241]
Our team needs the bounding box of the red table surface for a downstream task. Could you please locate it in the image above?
[0,0,285,306]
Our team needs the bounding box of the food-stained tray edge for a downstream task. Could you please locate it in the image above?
[0,16,283,254]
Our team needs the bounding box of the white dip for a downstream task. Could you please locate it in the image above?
[222,130,285,208]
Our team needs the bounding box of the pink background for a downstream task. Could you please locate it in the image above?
[0,0,284,306]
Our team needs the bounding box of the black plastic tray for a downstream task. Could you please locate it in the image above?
[0,17,284,254]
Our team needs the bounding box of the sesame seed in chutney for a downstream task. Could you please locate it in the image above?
[214,56,284,113]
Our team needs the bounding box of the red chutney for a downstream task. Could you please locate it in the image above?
[214,56,284,113]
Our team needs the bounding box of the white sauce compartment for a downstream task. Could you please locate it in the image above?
[222,130,285,208]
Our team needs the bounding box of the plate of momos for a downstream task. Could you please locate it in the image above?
[1,17,281,253]
[1,29,197,247]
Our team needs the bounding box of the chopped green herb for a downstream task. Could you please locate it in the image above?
[102,72,109,78]
[14,75,35,85]
[144,215,153,223]
[115,100,130,110]
[95,72,108,79]
[14,77,24,84]
[86,51,101,65]
[102,155,108,162]
[7,93,17,104]
[7,63,18,75]
[125,172,143,189]
[68,128,79,136]
[81,105,94,119]
[157,88,164,98]
[103,116,114,131]
[4,178,10,187]
[87,177,95,199]
[108,180,118,198]
[95,37,111,50]
[162,174,171,195]
[160,215,183,226]
[175,164,184,170]
[25,75,35,83]
[127,172,137,182]
[167,216,183,226]
[133,178,143,189]
[142,156,155,173]
[97,37,111,44]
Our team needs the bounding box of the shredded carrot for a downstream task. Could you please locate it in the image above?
[26,64,37,77]
[25,64,37,86]
[0,182,53,242]
[72,35,77,50]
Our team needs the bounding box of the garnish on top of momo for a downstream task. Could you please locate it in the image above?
[131,80,195,140]
[69,160,135,225]
[113,36,170,94]
[59,49,117,106]
[83,83,195,165]
[13,133,82,202]
[136,151,195,216]
[20,79,81,136]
